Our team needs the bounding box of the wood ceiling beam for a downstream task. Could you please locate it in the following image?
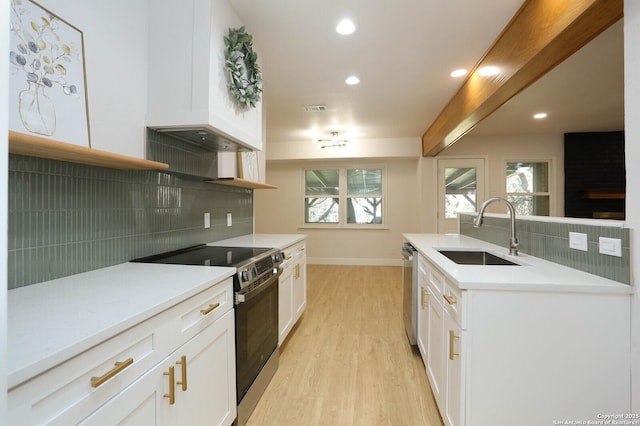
[421,0,623,157]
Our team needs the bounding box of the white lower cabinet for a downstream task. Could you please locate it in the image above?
[416,253,631,426]
[80,310,236,426]
[8,278,236,426]
[443,310,462,426]
[278,240,307,345]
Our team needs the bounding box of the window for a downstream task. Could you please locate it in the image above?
[506,161,550,216]
[304,167,384,226]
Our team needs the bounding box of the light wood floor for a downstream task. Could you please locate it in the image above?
[246,265,443,426]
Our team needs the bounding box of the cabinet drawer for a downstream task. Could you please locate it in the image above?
[8,311,171,426]
[442,281,465,329]
[168,277,234,348]
[424,258,444,298]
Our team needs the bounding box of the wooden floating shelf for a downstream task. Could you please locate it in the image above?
[208,177,277,189]
[8,131,169,170]
[582,189,626,200]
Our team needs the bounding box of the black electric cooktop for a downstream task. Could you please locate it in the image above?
[131,244,272,267]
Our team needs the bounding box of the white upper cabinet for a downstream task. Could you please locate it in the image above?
[147,0,263,151]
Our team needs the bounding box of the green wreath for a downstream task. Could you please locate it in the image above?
[224,26,263,109]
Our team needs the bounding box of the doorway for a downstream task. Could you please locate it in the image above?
[437,158,486,233]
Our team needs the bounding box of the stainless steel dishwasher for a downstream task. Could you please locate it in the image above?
[401,242,418,345]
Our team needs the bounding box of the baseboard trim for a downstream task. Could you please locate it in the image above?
[307,257,402,267]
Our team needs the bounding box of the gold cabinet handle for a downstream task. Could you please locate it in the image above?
[449,330,460,360]
[295,264,300,279]
[200,302,220,316]
[443,294,457,305]
[286,255,292,260]
[164,366,175,405]
[90,357,134,388]
[421,287,429,309]
[176,355,187,391]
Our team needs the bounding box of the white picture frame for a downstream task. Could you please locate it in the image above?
[9,0,91,147]
[238,151,260,182]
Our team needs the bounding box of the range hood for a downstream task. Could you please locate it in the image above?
[150,126,248,152]
[147,0,263,152]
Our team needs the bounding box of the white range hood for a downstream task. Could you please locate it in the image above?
[147,0,263,152]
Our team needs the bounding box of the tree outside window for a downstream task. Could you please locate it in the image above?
[304,168,383,226]
[506,161,550,216]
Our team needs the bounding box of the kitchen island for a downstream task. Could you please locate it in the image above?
[403,233,632,426]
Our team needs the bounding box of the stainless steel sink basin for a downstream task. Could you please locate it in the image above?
[437,250,519,266]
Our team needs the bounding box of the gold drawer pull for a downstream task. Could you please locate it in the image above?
[200,302,220,315]
[90,357,134,388]
[176,355,187,391]
[449,330,460,360]
[164,366,175,405]
[443,294,457,305]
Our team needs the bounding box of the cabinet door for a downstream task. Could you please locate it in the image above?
[278,265,294,345]
[444,313,463,426]
[426,296,445,410]
[292,249,306,321]
[174,309,236,426]
[78,357,171,426]
[416,262,429,363]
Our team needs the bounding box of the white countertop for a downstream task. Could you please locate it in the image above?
[7,262,235,389]
[403,233,632,294]
[209,233,306,249]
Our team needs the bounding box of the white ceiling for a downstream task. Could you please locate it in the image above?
[230,1,624,147]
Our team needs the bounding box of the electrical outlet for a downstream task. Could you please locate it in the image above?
[204,212,210,228]
[599,237,622,257]
[569,232,588,251]
[227,213,233,227]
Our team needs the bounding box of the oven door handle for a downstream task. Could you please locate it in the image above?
[235,269,282,304]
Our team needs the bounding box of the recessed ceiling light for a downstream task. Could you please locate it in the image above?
[478,66,500,76]
[450,69,468,78]
[336,19,356,35]
[345,75,360,85]
[533,112,548,120]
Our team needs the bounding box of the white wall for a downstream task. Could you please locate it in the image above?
[2,0,9,418]
[624,0,640,412]
[441,133,565,216]
[255,158,420,265]
[266,137,421,161]
[35,0,149,158]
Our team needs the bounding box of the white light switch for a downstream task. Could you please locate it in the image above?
[569,232,588,251]
[599,237,622,257]
[227,213,233,227]
[204,212,210,228]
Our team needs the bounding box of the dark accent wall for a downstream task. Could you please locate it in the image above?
[8,133,253,289]
[564,131,625,218]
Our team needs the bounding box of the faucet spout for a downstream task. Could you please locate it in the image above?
[473,197,519,256]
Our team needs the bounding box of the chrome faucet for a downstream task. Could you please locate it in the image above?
[473,197,519,256]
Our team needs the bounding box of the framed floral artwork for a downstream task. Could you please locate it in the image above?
[9,0,91,147]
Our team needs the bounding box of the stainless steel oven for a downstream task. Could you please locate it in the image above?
[234,267,280,425]
[132,244,284,426]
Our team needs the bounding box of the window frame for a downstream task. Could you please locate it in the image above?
[504,159,553,216]
[301,165,387,229]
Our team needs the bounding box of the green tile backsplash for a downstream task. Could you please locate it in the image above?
[8,152,253,289]
[459,213,631,284]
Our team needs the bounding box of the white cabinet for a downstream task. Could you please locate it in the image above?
[416,254,631,426]
[80,310,235,426]
[147,0,263,151]
[292,243,307,322]
[416,258,429,361]
[278,263,294,346]
[278,240,307,346]
[8,278,236,426]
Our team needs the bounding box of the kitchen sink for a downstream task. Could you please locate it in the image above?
[437,250,519,266]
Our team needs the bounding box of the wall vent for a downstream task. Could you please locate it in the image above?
[303,105,327,112]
